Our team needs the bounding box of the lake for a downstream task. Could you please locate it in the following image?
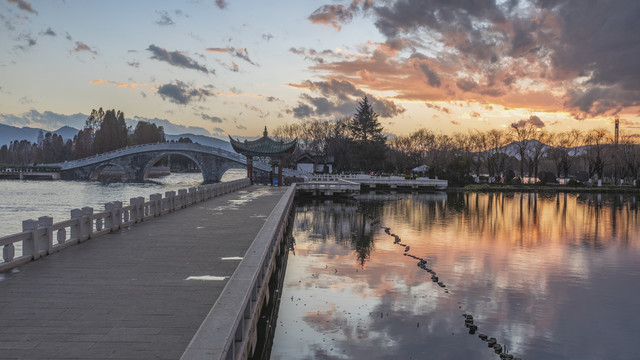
[0,169,244,236]
[270,192,640,360]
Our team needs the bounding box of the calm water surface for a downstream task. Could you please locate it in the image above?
[271,192,640,360]
[0,169,244,235]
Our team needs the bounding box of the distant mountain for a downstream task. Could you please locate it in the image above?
[0,123,233,151]
[165,133,233,151]
[0,123,79,146]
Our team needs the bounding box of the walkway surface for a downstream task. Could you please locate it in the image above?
[0,185,288,360]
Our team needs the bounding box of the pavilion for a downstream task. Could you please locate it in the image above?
[228,127,297,186]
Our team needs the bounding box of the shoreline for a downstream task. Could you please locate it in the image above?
[451,184,640,194]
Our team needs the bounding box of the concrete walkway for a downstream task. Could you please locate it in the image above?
[0,185,288,360]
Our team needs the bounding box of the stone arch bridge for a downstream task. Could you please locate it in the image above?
[51,142,278,183]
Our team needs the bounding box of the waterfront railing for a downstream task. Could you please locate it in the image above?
[182,184,296,360]
[0,178,251,272]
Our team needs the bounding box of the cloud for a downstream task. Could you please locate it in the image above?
[157,81,214,105]
[89,79,153,91]
[215,0,227,9]
[13,33,36,51]
[302,0,640,120]
[236,124,247,130]
[425,102,451,114]
[206,46,257,65]
[147,44,210,73]
[308,0,373,30]
[289,47,336,64]
[201,114,223,123]
[511,115,546,129]
[288,79,405,119]
[262,33,274,41]
[71,41,97,55]
[0,110,87,130]
[41,27,56,36]
[8,0,37,14]
[155,11,174,26]
[127,60,140,68]
[308,4,353,30]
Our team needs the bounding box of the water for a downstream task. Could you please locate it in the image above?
[271,192,640,360]
[0,169,245,236]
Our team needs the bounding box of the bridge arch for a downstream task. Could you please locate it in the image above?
[90,163,127,181]
[142,151,204,181]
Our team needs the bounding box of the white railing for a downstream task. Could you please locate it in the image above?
[302,174,448,190]
[182,184,296,360]
[0,178,251,272]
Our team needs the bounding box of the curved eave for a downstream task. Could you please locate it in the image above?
[229,136,297,156]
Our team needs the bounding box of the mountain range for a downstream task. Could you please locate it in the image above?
[0,123,233,152]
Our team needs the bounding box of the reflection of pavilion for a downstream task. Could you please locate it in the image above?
[229,127,297,186]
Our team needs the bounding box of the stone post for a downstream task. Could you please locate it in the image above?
[149,194,162,216]
[105,202,117,231]
[71,208,83,242]
[188,187,197,205]
[165,191,176,211]
[38,216,53,256]
[178,189,187,208]
[113,201,123,229]
[129,198,139,223]
[22,219,38,259]
[82,207,93,240]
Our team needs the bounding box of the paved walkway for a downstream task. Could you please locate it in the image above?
[0,185,288,360]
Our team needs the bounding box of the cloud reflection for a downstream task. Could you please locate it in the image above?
[271,193,640,359]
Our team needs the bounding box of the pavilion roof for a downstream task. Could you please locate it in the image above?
[228,127,297,157]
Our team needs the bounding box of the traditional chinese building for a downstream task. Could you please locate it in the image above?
[228,127,297,186]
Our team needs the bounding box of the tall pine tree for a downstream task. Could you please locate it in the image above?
[348,97,387,172]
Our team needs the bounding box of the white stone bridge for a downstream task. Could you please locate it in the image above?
[50,142,280,183]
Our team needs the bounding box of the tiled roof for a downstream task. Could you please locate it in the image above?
[229,127,297,156]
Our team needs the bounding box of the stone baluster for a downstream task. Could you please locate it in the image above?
[3,242,15,263]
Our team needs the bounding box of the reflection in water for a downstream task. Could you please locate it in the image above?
[270,192,640,360]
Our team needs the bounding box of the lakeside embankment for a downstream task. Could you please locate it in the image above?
[453,183,640,194]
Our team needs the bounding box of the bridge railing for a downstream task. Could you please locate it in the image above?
[182,184,296,360]
[0,178,251,272]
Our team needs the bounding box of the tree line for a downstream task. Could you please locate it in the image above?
[0,108,166,166]
[273,98,639,185]
[2,101,637,186]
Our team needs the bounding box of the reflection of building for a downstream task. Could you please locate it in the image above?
[295,151,333,174]
[229,127,297,186]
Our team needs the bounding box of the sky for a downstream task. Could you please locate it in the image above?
[1,0,639,139]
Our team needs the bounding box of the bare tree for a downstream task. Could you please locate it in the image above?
[583,129,611,181]
[509,122,538,179]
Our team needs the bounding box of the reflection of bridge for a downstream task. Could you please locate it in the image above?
[50,143,282,183]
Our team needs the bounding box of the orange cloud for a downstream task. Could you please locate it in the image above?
[89,79,156,92]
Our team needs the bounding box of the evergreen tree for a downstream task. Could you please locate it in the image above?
[131,121,165,145]
[93,109,129,153]
[348,96,387,172]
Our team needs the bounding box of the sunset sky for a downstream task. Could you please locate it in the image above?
[1,0,638,138]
